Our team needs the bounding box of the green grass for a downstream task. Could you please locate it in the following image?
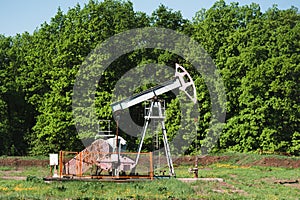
[190,163,300,199]
[0,178,194,199]
[0,166,49,178]
[0,166,13,171]
[0,153,299,199]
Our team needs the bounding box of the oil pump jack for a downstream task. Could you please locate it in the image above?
[111,64,197,176]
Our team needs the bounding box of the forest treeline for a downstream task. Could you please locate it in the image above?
[0,0,299,156]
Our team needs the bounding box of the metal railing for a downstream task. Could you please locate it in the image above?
[59,150,154,180]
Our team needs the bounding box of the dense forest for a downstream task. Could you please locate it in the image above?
[0,0,299,156]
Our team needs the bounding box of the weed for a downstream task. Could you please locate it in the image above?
[26,175,43,183]
[158,186,168,192]
[0,166,13,171]
[56,184,67,192]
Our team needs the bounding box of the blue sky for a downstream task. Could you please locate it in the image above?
[1,0,299,36]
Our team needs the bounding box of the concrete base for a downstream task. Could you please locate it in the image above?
[177,178,224,183]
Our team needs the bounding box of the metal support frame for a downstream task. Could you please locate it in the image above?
[97,120,115,137]
[134,98,175,176]
[134,101,154,168]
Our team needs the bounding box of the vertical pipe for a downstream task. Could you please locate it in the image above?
[50,165,52,177]
[76,152,78,176]
[59,151,63,178]
[79,152,83,176]
[150,152,154,180]
[116,119,119,152]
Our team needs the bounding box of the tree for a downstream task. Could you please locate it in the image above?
[219,5,300,154]
[1,0,299,156]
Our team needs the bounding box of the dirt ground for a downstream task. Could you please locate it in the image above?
[1,155,299,168]
[173,155,300,168]
[250,157,300,168]
[0,158,48,168]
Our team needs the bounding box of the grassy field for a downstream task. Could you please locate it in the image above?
[0,153,299,199]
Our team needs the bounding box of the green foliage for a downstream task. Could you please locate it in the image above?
[0,0,299,155]
[216,4,300,154]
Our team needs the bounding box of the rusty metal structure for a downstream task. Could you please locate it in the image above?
[56,138,154,180]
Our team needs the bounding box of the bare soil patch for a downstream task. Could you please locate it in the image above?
[212,181,248,195]
[0,158,48,167]
[262,177,300,190]
[1,176,26,180]
[1,155,300,169]
[250,157,300,168]
[174,155,231,166]
[174,155,300,168]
